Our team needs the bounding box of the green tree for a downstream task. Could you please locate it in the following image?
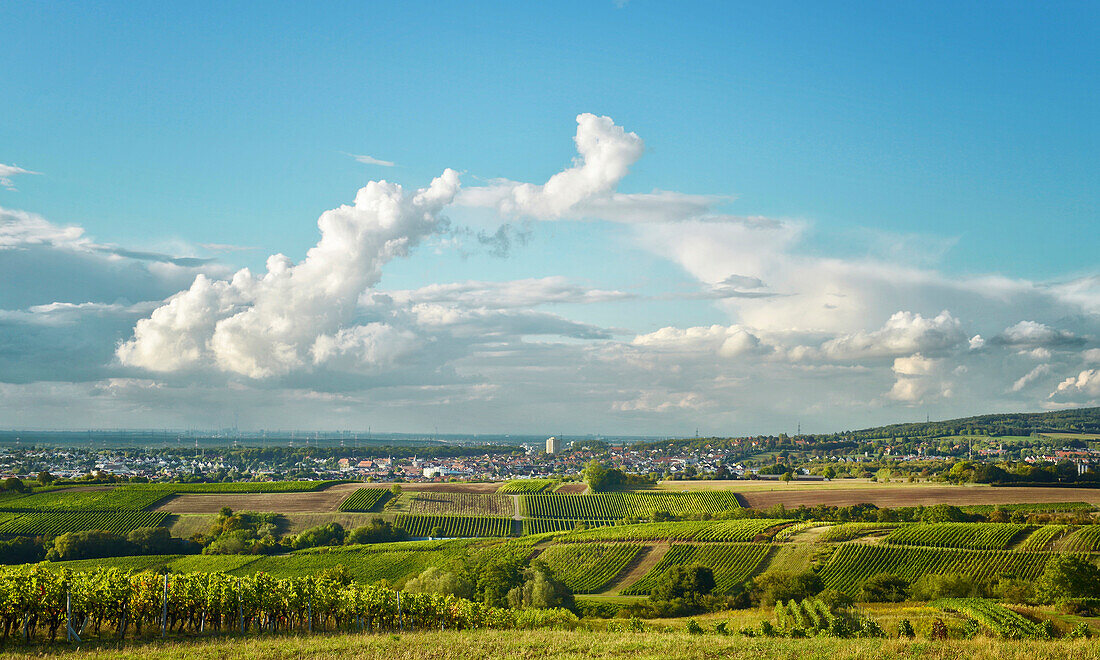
[583,460,609,492]
[651,563,716,603]
[1035,555,1100,603]
[507,562,574,610]
[858,573,909,602]
[127,526,173,554]
[404,565,473,600]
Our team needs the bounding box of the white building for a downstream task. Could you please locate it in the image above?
[546,436,562,454]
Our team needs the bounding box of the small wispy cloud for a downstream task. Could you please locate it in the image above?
[0,163,41,191]
[347,153,396,167]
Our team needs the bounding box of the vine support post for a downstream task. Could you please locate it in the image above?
[65,589,81,644]
[238,580,244,633]
[398,592,403,632]
[161,573,168,638]
[307,593,312,633]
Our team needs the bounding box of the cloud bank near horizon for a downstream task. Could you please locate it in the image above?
[2,114,1099,433]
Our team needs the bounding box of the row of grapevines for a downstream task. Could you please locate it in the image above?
[774,598,834,634]
[960,502,1093,514]
[561,519,790,543]
[393,514,514,538]
[497,479,559,493]
[0,488,173,512]
[0,564,551,644]
[337,488,390,512]
[520,518,614,535]
[535,543,642,593]
[933,598,1045,638]
[621,543,771,595]
[0,511,168,535]
[519,492,740,519]
[1015,525,1075,551]
[817,523,903,543]
[818,544,1054,594]
[1053,525,1100,552]
[883,523,1032,550]
[406,492,514,517]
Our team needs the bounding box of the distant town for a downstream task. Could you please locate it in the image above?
[0,418,1097,485]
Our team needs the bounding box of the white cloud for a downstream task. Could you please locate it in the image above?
[349,153,396,167]
[888,354,951,403]
[819,310,965,360]
[118,170,461,378]
[998,320,1082,348]
[388,277,631,309]
[613,390,709,413]
[0,163,40,191]
[1009,364,1051,393]
[632,324,762,358]
[1051,369,1100,401]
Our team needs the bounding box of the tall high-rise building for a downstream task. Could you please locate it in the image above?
[546,436,561,454]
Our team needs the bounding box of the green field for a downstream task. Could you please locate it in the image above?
[394,514,515,538]
[520,492,741,519]
[338,487,391,512]
[498,479,560,493]
[882,522,1033,550]
[818,544,1057,594]
[621,543,773,595]
[0,487,173,512]
[562,519,789,543]
[0,510,168,535]
[537,543,643,593]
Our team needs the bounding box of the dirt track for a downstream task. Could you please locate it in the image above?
[739,486,1100,509]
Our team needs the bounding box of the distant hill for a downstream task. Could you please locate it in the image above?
[844,407,1100,440]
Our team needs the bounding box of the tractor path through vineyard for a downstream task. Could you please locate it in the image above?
[600,542,670,595]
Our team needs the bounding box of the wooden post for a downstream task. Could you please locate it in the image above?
[307,593,312,633]
[397,592,403,632]
[161,574,168,638]
[238,580,244,633]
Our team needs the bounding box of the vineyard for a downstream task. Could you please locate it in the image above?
[1052,525,1100,552]
[0,564,551,645]
[393,514,515,538]
[1015,525,1075,551]
[519,492,741,520]
[406,492,514,517]
[883,523,1033,550]
[817,523,903,543]
[562,519,790,543]
[818,544,1055,594]
[520,518,613,535]
[0,510,168,535]
[621,543,772,595]
[960,502,1094,514]
[933,598,1046,638]
[338,488,391,512]
[0,488,173,512]
[536,543,642,593]
[497,479,559,493]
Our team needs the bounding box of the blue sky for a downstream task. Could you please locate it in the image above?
[1,2,1098,434]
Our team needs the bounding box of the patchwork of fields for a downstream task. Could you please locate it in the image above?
[5,478,1100,615]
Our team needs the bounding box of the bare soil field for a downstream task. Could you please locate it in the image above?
[739,485,1100,509]
[155,482,363,513]
[555,482,589,494]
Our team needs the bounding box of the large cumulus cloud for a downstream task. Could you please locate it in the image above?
[118,170,461,378]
